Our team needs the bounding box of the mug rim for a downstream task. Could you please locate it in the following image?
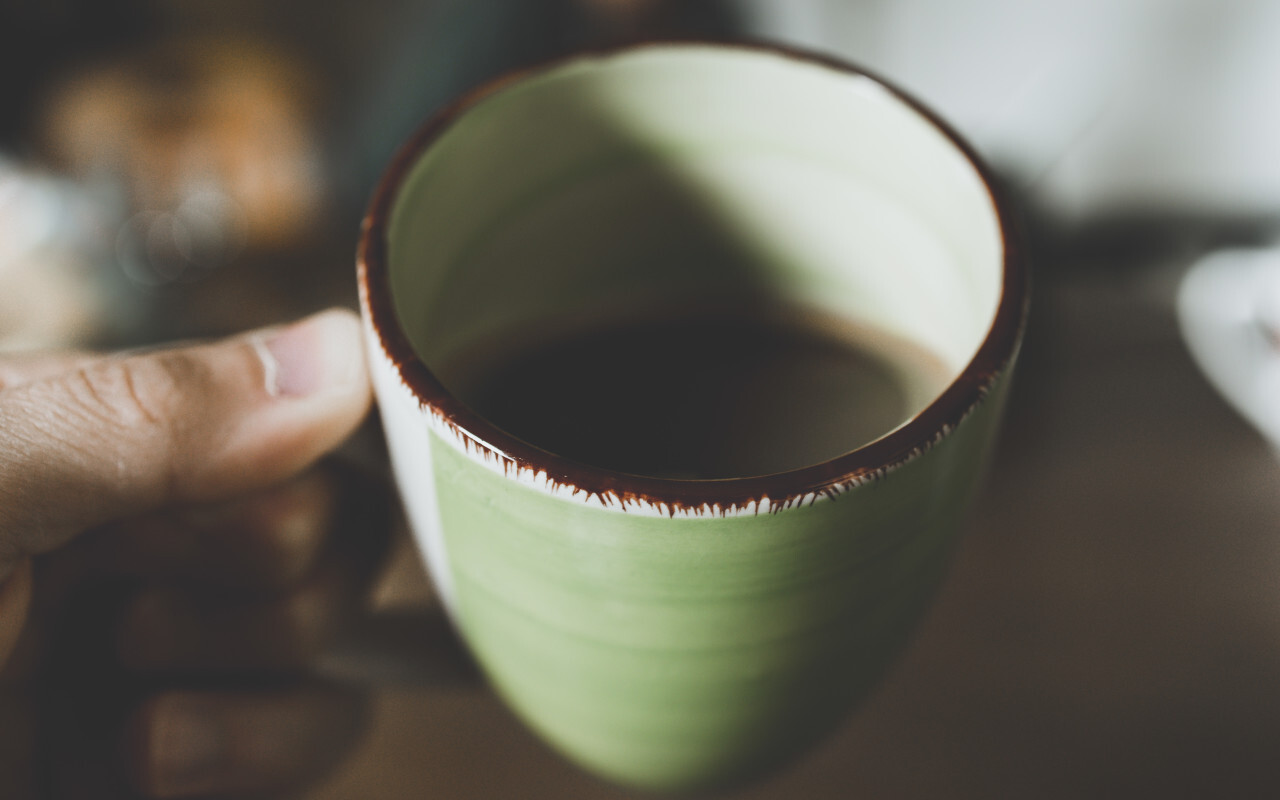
[358,39,1029,514]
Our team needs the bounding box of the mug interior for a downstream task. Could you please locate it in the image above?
[383,44,1004,471]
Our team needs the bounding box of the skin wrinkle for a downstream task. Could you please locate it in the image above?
[119,358,166,427]
[0,310,368,575]
[116,353,205,512]
[92,342,269,511]
[0,307,369,561]
[0,353,99,395]
[54,363,175,521]
[0,343,259,559]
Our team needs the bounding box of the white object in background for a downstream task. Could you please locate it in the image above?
[1178,247,1280,451]
[0,156,118,350]
[736,0,1280,218]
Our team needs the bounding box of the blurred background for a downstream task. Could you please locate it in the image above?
[4,0,1280,797]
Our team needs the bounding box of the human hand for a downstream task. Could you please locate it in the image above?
[0,309,391,798]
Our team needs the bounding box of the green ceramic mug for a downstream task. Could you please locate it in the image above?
[358,42,1026,793]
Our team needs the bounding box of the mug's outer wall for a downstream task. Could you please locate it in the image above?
[368,318,1015,791]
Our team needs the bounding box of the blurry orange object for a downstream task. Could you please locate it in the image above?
[40,35,324,254]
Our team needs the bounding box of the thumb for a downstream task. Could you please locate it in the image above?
[0,309,372,577]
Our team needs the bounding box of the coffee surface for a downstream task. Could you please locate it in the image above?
[448,310,951,480]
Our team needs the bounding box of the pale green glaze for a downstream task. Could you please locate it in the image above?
[428,371,1009,791]
[364,43,1021,794]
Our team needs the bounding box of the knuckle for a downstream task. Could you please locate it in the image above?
[246,479,332,588]
[49,353,208,499]
[57,353,210,494]
[63,355,194,434]
[271,584,334,661]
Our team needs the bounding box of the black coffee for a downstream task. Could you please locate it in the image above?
[447,309,951,480]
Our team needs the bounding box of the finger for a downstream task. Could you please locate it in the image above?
[69,468,341,592]
[17,460,389,677]
[0,350,98,392]
[117,568,357,674]
[0,309,371,578]
[115,505,390,675]
[123,682,369,799]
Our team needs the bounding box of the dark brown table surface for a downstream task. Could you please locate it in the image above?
[313,261,1280,799]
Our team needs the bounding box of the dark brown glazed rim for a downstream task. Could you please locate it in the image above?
[358,40,1029,514]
